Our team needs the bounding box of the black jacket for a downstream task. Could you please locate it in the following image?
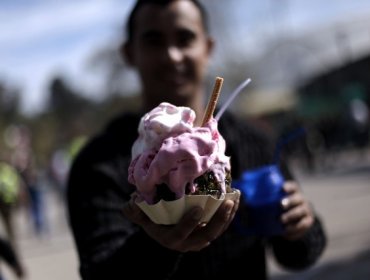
[67,111,326,280]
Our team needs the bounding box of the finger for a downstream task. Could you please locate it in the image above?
[284,215,314,240]
[143,207,204,252]
[283,181,299,194]
[184,193,240,252]
[222,193,240,232]
[167,207,204,245]
[186,200,234,251]
[184,241,212,252]
[281,193,304,210]
[206,200,234,238]
[123,199,149,225]
[281,204,308,224]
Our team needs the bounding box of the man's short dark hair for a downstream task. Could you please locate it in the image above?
[126,0,209,42]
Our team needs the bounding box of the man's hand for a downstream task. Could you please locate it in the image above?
[123,192,240,252]
[281,181,314,240]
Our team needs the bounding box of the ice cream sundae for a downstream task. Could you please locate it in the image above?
[128,77,239,224]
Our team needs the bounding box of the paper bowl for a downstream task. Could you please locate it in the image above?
[135,189,240,225]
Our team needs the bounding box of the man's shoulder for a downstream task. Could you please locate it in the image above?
[219,111,272,144]
[72,112,140,169]
[104,112,141,137]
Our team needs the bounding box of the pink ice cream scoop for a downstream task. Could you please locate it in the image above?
[128,102,230,204]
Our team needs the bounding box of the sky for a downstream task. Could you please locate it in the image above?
[0,0,134,114]
[1,0,370,115]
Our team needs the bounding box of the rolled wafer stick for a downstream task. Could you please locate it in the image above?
[202,77,223,126]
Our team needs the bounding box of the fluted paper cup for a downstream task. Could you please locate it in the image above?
[135,189,240,225]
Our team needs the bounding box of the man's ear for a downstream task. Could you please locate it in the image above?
[206,36,215,57]
[120,41,135,66]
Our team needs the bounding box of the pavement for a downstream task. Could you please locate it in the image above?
[1,148,370,280]
[269,149,370,279]
[0,194,80,280]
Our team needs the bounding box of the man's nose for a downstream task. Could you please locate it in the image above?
[166,46,184,64]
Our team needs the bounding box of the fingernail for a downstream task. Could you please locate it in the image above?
[221,202,233,220]
[226,202,234,215]
[281,198,289,209]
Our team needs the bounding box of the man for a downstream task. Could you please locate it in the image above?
[67,0,326,279]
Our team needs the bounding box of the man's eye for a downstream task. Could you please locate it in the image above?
[141,31,163,47]
[144,37,162,46]
[177,30,196,47]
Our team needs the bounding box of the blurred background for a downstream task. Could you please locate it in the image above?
[0,0,369,279]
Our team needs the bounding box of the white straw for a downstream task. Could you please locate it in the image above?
[215,78,252,121]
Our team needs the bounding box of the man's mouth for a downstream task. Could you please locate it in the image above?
[160,73,189,87]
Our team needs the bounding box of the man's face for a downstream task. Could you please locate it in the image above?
[126,0,213,107]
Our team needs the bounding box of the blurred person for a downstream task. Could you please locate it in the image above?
[346,98,370,148]
[49,148,70,202]
[49,135,87,202]
[0,161,22,248]
[68,136,88,161]
[67,1,326,279]
[0,235,25,280]
[279,117,318,173]
[10,125,48,238]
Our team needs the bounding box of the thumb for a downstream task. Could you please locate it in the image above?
[123,199,148,225]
